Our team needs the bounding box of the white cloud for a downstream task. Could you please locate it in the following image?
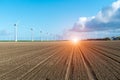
[70,0,120,32]
[112,0,120,10]
[96,0,120,23]
[76,17,87,30]
[63,0,120,39]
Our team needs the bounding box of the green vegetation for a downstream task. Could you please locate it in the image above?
[0,40,58,42]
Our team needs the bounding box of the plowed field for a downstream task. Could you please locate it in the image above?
[0,41,120,80]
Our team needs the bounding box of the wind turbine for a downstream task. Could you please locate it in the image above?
[46,32,48,41]
[50,33,53,41]
[40,30,42,41]
[14,21,19,42]
[31,28,34,42]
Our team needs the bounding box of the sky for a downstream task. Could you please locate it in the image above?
[0,0,119,40]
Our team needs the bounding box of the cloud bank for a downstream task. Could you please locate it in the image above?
[70,0,120,32]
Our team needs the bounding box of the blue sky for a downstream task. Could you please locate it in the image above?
[0,0,119,40]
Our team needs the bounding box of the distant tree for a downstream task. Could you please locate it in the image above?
[116,36,120,40]
[104,37,111,40]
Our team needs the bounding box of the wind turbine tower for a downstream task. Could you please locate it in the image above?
[31,28,34,42]
[40,30,42,41]
[14,24,17,42]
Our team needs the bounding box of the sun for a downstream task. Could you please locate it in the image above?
[71,38,79,44]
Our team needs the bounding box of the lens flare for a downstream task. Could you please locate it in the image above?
[71,38,79,44]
